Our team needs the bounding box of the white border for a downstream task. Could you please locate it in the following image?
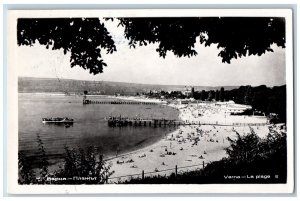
[7,9,294,194]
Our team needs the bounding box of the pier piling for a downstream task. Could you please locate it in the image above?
[83,100,158,105]
[105,116,266,128]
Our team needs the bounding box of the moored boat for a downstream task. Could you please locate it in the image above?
[42,117,74,123]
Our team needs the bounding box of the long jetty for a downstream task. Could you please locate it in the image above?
[105,116,267,127]
[83,100,158,105]
[106,117,182,127]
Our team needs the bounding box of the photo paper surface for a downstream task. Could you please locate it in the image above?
[7,9,294,194]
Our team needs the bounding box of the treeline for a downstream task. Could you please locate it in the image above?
[224,85,286,123]
[146,85,286,123]
[120,128,287,184]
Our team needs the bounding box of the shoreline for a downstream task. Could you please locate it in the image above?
[105,101,271,183]
[22,93,274,182]
[37,94,179,175]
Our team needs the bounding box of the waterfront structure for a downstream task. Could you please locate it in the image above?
[182,87,194,98]
[215,101,252,114]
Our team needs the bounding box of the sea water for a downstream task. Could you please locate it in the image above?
[18,93,179,166]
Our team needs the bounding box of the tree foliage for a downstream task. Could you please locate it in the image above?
[118,17,285,63]
[226,128,260,163]
[121,128,287,184]
[224,85,286,122]
[18,17,285,75]
[54,146,114,184]
[224,127,287,179]
[18,135,114,184]
[18,134,50,184]
[18,151,36,184]
[17,18,116,75]
[36,134,49,183]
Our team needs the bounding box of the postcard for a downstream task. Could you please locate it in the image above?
[6,9,294,194]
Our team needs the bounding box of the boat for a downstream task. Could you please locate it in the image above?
[42,117,74,124]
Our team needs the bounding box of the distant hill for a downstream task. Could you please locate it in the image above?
[18,77,239,95]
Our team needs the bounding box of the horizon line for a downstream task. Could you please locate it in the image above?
[18,76,286,88]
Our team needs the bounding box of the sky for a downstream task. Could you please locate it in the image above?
[16,19,286,87]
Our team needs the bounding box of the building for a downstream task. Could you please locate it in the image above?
[216,101,252,114]
[225,102,252,114]
[182,87,194,98]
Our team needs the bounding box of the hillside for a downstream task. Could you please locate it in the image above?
[18,77,238,95]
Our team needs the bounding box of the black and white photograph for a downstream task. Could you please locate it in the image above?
[7,9,294,194]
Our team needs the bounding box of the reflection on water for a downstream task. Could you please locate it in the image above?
[18,93,179,165]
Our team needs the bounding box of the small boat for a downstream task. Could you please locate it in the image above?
[42,117,74,124]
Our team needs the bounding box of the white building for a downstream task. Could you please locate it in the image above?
[225,102,252,114]
[215,101,252,114]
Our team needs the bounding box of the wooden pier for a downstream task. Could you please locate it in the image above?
[106,117,183,127]
[83,100,157,105]
[105,116,267,127]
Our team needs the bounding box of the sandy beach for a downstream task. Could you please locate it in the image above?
[41,96,282,183]
[105,99,274,183]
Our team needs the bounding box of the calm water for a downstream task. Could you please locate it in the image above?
[18,93,179,165]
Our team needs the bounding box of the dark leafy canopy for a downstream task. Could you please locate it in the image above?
[18,17,285,75]
[118,17,285,62]
[17,18,116,75]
